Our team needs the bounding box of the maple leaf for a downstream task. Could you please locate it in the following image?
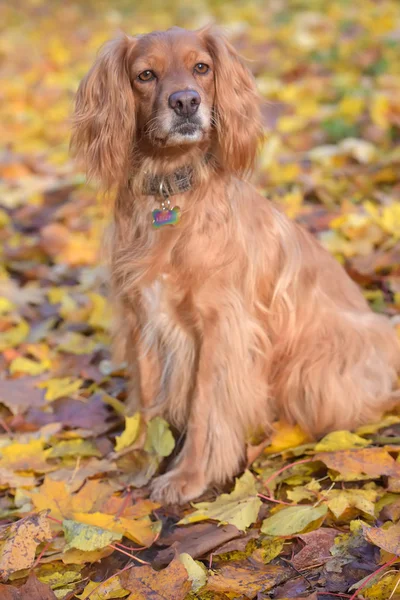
[178,471,262,531]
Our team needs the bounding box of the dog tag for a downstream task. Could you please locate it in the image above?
[152,206,181,229]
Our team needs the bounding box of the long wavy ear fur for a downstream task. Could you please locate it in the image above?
[71,35,136,189]
[200,27,263,175]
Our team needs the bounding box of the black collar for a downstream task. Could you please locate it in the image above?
[143,164,193,200]
[141,153,213,200]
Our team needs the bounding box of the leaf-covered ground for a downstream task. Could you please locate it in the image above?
[1,0,400,598]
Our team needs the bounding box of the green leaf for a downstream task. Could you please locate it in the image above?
[115,414,141,452]
[63,519,122,551]
[261,504,327,536]
[178,471,262,531]
[179,553,207,591]
[144,417,175,457]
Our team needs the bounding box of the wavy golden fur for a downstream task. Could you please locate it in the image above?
[72,26,400,504]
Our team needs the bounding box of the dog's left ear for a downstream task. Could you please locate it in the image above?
[200,27,263,175]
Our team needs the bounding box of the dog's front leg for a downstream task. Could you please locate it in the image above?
[150,318,252,504]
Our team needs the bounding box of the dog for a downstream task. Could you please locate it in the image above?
[71,26,400,504]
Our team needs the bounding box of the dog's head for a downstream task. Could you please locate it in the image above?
[71,27,262,188]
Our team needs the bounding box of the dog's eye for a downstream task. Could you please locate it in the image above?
[137,70,156,82]
[194,63,209,75]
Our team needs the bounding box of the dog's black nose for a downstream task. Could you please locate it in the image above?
[168,90,201,117]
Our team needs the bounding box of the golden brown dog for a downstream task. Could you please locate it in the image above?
[72,26,400,504]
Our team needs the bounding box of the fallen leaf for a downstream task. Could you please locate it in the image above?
[37,377,83,401]
[63,519,122,551]
[0,572,57,599]
[179,552,207,591]
[0,512,52,580]
[315,448,400,479]
[144,416,175,457]
[261,504,327,536]
[178,471,262,531]
[327,489,377,519]
[363,522,400,555]
[205,560,287,597]
[315,430,370,452]
[292,528,338,570]
[120,557,191,600]
[153,523,241,568]
[77,576,130,599]
[115,414,141,452]
[264,422,310,454]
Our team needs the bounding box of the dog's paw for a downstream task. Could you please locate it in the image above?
[150,469,206,505]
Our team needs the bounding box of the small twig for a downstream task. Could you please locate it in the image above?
[47,515,63,525]
[349,556,398,600]
[109,544,149,564]
[209,553,213,570]
[318,593,351,598]
[68,456,81,486]
[31,534,58,570]
[280,557,316,592]
[115,489,133,518]
[263,458,315,492]
[257,493,293,505]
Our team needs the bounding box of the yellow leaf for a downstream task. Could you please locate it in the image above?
[72,511,159,546]
[179,471,262,531]
[37,377,83,401]
[77,577,130,599]
[339,96,365,119]
[315,430,370,452]
[88,292,112,330]
[9,356,51,376]
[370,94,390,129]
[179,553,207,592]
[0,297,15,314]
[327,489,377,519]
[57,332,97,355]
[115,414,141,452]
[0,319,29,351]
[265,422,310,454]
[30,478,72,521]
[0,512,52,579]
[0,439,48,472]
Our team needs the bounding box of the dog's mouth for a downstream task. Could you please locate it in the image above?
[171,118,203,137]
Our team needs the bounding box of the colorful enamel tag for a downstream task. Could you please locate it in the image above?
[152,206,181,229]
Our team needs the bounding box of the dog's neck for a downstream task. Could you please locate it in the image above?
[128,140,216,200]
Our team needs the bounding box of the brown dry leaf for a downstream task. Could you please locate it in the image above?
[363,522,400,556]
[0,572,57,600]
[0,378,46,415]
[292,528,338,570]
[153,523,241,568]
[0,512,53,580]
[120,556,191,600]
[205,560,287,597]
[315,448,400,479]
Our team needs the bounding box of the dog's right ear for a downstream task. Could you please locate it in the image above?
[71,35,136,190]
